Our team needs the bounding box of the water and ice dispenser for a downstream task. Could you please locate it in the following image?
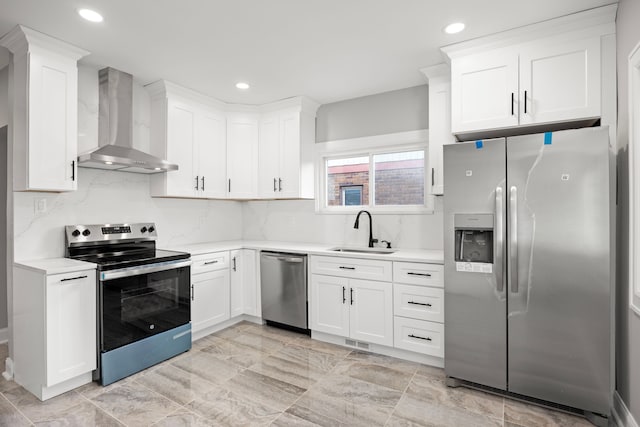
[453,214,494,273]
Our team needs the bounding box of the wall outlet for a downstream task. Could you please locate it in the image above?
[34,198,47,214]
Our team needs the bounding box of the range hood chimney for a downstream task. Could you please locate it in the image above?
[77,67,178,173]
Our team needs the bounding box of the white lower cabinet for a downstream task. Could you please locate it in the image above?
[190,252,230,334]
[310,272,393,347]
[393,317,444,357]
[392,261,445,358]
[230,249,258,318]
[191,249,258,338]
[13,265,97,400]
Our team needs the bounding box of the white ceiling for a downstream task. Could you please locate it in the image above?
[0,0,617,105]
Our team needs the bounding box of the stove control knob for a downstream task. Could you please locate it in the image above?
[148,226,155,233]
[140,226,148,233]
[71,229,81,237]
[82,229,91,237]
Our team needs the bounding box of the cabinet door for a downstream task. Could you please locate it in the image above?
[227,115,259,198]
[230,250,243,318]
[191,269,230,333]
[519,37,601,125]
[258,114,280,198]
[241,249,258,316]
[27,51,79,191]
[278,111,301,198]
[197,108,227,198]
[166,100,197,197]
[349,279,393,346]
[451,50,519,134]
[428,80,455,195]
[310,274,349,337]
[46,271,96,386]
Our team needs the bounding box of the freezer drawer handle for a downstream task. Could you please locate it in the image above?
[407,272,431,277]
[408,301,432,307]
[339,266,355,270]
[204,260,218,265]
[408,334,432,342]
[60,275,87,282]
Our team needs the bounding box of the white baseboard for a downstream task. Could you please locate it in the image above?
[613,391,639,427]
[0,327,8,344]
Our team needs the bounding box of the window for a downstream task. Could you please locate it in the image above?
[317,130,431,213]
[341,186,363,206]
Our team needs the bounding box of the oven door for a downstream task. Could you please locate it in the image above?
[99,259,191,352]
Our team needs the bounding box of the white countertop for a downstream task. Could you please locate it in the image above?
[14,258,97,275]
[169,240,444,264]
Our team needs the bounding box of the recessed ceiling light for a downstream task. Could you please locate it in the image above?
[154,167,161,171]
[78,8,104,23]
[236,82,250,90]
[444,22,465,34]
[105,161,113,165]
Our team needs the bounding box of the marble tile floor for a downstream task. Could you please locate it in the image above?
[0,322,594,426]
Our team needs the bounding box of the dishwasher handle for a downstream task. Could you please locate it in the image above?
[262,254,305,263]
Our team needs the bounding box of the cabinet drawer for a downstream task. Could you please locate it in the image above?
[311,255,392,282]
[394,317,444,358]
[393,262,443,287]
[393,284,443,323]
[191,252,229,273]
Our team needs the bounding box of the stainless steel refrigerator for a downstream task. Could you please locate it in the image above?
[443,126,613,419]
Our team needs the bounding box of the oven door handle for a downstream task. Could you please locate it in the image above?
[100,259,192,281]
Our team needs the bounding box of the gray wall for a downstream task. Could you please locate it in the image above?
[316,85,428,142]
[616,0,640,420]
[1,65,7,331]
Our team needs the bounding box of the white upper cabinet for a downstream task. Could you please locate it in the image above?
[0,25,88,192]
[443,4,616,138]
[148,81,227,199]
[519,37,601,125]
[227,113,259,199]
[258,101,318,200]
[451,50,519,133]
[421,64,456,196]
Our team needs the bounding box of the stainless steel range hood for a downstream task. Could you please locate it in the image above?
[77,67,178,174]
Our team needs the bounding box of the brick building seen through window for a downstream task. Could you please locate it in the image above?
[327,151,424,206]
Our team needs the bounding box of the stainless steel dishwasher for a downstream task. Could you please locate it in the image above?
[260,251,308,332]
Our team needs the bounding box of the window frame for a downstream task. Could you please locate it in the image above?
[315,130,433,214]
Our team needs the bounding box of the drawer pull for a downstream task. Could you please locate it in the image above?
[60,275,88,282]
[408,301,432,307]
[409,334,432,342]
[204,260,219,265]
[407,272,431,277]
[342,286,346,304]
[339,266,355,270]
[191,284,195,301]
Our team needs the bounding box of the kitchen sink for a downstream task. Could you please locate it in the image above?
[330,247,395,255]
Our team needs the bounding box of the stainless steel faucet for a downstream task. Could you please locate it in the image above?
[353,210,378,248]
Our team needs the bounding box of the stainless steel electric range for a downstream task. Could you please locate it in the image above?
[65,223,192,385]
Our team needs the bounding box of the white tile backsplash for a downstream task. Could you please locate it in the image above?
[241,199,443,250]
[14,168,243,260]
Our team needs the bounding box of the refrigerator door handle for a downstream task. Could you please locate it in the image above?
[509,186,518,293]
[495,187,504,292]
